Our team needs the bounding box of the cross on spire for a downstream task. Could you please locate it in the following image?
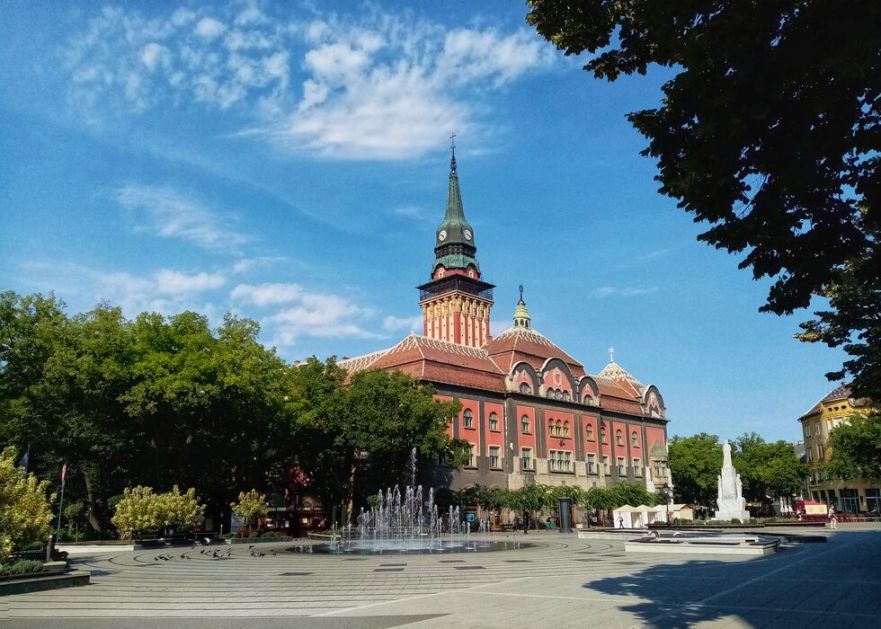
[450,132,456,152]
[518,284,524,302]
[609,347,615,363]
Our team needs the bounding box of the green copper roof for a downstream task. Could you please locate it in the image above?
[513,286,531,328]
[433,150,479,272]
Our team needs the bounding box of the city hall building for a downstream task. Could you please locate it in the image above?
[341,150,671,494]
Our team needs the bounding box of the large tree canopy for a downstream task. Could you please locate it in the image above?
[827,413,881,481]
[527,0,881,400]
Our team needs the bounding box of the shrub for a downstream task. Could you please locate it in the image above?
[730,518,741,524]
[260,531,280,539]
[230,490,269,530]
[0,559,44,577]
[0,448,55,560]
[112,485,205,539]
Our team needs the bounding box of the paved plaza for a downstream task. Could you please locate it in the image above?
[2,526,879,628]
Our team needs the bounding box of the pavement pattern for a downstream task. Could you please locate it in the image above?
[1,526,879,628]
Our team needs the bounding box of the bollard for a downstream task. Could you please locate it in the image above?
[46,533,55,562]
[558,497,572,533]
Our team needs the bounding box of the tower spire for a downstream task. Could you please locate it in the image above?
[418,147,494,348]
[450,132,457,175]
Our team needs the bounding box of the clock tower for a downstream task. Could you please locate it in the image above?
[418,142,494,348]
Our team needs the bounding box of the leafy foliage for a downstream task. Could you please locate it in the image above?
[290,358,464,521]
[668,434,722,506]
[827,413,881,480]
[0,292,294,530]
[0,559,44,576]
[111,485,205,539]
[0,448,55,559]
[527,1,881,400]
[733,433,807,501]
[230,489,269,528]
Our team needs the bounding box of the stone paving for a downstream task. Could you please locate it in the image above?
[1,526,879,628]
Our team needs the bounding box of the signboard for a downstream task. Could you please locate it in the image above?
[465,512,476,523]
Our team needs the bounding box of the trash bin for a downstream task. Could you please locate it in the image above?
[558,497,572,533]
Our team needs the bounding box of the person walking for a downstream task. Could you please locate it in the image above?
[618,516,625,529]
[522,511,529,535]
[829,506,837,529]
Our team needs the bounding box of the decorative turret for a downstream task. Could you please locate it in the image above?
[418,136,494,348]
[513,285,531,329]
[432,135,480,280]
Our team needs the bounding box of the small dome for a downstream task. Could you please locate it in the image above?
[513,286,531,329]
[597,360,642,386]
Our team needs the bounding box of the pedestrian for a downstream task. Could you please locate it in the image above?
[829,506,837,529]
[618,516,625,529]
[522,511,529,535]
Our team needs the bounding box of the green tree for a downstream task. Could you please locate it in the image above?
[827,413,881,481]
[609,481,657,508]
[583,486,617,526]
[734,433,807,503]
[527,1,881,401]
[290,359,465,522]
[0,448,55,559]
[668,434,722,506]
[230,489,268,531]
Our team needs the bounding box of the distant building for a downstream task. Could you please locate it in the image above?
[798,384,879,514]
[341,149,671,494]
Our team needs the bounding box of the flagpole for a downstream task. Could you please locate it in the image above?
[56,464,67,535]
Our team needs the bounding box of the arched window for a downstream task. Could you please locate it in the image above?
[463,409,474,429]
[521,415,530,434]
[631,431,638,446]
[616,429,623,446]
[519,382,531,394]
[546,388,554,398]
[489,412,499,432]
[586,424,594,441]
[556,420,563,437]
[564,421,570,437]
[548,420,555,436]
[562,390,570,401]
[555,389,563,400]
[600,426,607,443]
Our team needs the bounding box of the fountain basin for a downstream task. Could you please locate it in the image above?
[304,533,529,554]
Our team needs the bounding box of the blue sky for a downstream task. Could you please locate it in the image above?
[0,1,846,443]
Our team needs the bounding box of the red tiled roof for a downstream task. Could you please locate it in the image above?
[343,335,507,393]
[485,326,586,378]
[340,333,652,416]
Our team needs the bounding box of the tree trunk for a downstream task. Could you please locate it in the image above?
[83,469,102,532]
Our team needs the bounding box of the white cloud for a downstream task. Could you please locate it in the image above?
[21,261,227,321]
[232,281,380,344]
[231,256,287,274]
[115,184,250,252]
[63,5,557,159]
[383,315,422,334]
[140,42,170,71]
[65,4,291,113]
[155,269,225,294]
[592,286,659,299]
[231,282,303,306]
[195,17,226,39]
[277,18,556,159]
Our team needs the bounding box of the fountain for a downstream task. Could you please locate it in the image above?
[307,484,523,554]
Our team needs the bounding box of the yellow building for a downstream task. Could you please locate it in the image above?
[798,384,880,514]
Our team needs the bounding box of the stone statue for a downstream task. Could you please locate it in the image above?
[713,441,750,521]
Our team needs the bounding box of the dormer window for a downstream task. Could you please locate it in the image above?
[519,382,531,394]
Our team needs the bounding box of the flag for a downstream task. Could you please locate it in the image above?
[61,463,67,484]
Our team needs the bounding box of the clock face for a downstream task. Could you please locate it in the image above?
[464,229,472,241]
[438,230,447,241]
